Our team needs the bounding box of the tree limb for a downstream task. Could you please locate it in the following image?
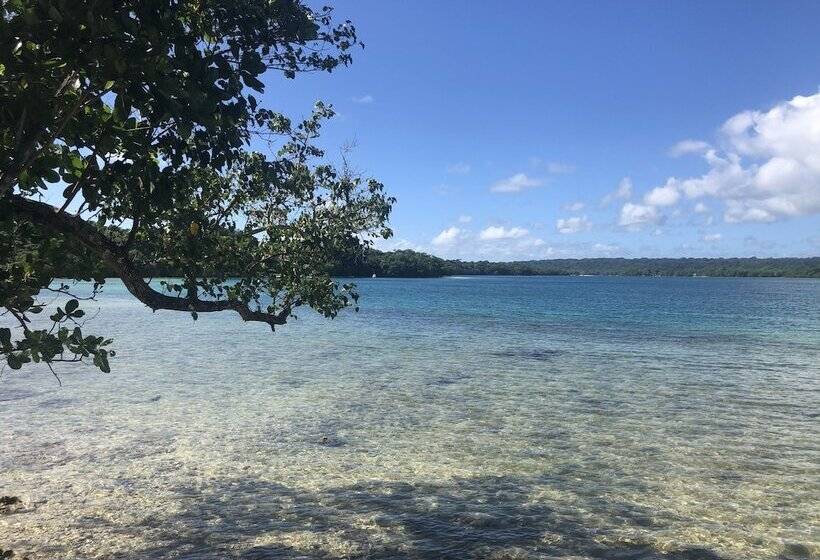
[8,195,297,328]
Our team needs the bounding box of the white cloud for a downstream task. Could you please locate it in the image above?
[427,226,555,261]
[643,180,681,207]
[669,139,712,157]
[479,226,529,240]
[722,94,820,160]
[693,202,709,213]
[724,205,775,223]
[602,177,633,205]
[457,214,472,223]
[663,92,820,223]
[351,94,374,104]
[490,173,543,193]
[446,162,471,175]
[702,233,722,242]
[618,202,660,230]
[431,226,462,246]
[556,215,592,234]
[564,201,585,212]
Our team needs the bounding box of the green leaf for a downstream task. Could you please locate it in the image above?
[94,352,111,373]
[0,328,11,348]
[114,94,131,121]
[44,168,60,183]
[243,75,265,92]
[65,299,79,313]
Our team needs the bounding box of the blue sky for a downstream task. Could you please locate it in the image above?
[259,0,820,260]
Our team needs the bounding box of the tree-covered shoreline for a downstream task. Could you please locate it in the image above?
[333,249,820,278]
[66,247,820,279]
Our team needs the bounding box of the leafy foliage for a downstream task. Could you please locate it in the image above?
[334,250,820,278]
[1,1,393,375]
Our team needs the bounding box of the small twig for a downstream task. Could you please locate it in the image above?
[45,361,63,387]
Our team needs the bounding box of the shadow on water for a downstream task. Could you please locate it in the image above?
[487,349,562,362]
[125,475,727,560]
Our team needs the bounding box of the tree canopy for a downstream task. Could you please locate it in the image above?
[334,250,820,279]
[0,0,393,376]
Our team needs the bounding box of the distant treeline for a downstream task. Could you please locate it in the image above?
[334,250,820,278]
[52,242,820,280]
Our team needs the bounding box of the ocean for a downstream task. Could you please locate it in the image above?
[1,276,818,559]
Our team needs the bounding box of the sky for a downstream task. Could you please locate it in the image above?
[257,0,820,260]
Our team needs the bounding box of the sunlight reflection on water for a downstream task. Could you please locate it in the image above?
[1,277,819,559]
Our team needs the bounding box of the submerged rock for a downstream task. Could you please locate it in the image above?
[1,550,30,560]
[0,497,25,517]
[318,435,345,447]
[781,542,816,559]
[489,348,561,361]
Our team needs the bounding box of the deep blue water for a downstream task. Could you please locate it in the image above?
[1,276,818,559]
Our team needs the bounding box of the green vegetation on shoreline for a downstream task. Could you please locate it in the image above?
[333,250,820,278]
[47,242,820,280]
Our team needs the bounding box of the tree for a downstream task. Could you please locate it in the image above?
[0,0,394,376]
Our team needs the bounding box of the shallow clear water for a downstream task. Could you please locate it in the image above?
[1,276,819,559]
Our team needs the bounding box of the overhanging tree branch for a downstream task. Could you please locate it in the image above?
[8,195,297,329]
[1,1,389,375]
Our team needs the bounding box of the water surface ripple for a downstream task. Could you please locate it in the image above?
[1,277,818,559]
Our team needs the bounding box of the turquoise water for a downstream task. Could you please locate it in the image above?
[1,276,819,559]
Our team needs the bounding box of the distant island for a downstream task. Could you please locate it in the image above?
[334,250,820,278]
[333,250,820,279]
[54,240,820,280]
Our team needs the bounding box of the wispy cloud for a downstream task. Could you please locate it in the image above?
[564,201,585,212]
[530,157,576,174]
[490,173,543,193]
[351,94,374,104]
[601,177,632,206]
[669,139,711,157]
[702,233,722,242]
[373,237,425,252]
[446,162,471,175]
[593,243,620,253]
[546,161,576,174]
[457,215,473,223]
